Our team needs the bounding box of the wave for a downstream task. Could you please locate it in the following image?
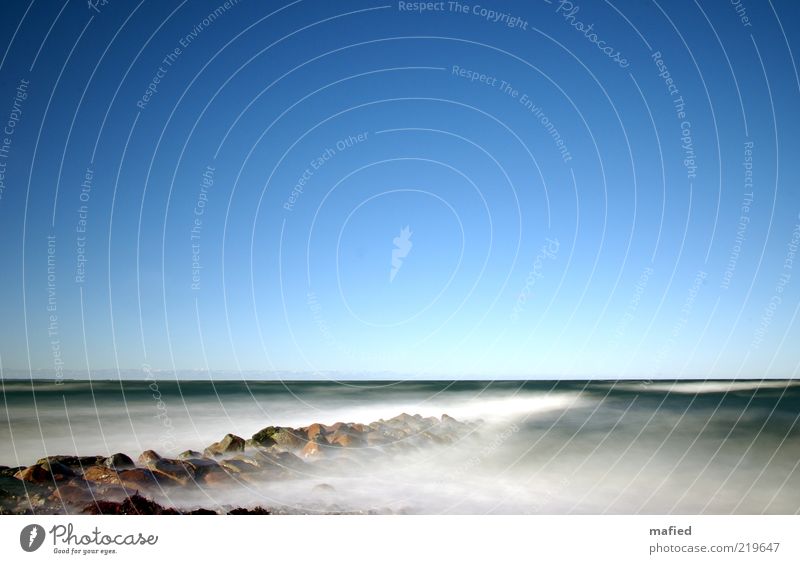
[616,380,800,394]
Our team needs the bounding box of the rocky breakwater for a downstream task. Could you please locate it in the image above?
[0,413,475,515]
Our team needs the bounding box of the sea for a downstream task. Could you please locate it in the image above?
[1,379,798,514]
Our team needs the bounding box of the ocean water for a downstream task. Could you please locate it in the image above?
[1,379,799,514]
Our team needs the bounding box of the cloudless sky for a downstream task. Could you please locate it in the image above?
[0,0,799,379]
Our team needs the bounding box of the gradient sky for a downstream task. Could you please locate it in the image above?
[0,0,799,379]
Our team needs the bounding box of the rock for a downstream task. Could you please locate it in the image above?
[272,428,306,449]
[120,468,175,489]
[15,461,75,483]
[422,416,440,428]
[36,455,104,469]
[239,452,292,479]
[204,434,245,457]
[0,466,23,478]
[250,427,277,447]
[102,453,135,470]
[42,460,78,479]
[388,413,416,426]
[304,423,329,440]
[369,421,408,439]
[329,430,363,448]
[250,450,305,473]
[301,436,329,459]
[50,481,95,505]
[441,413,458,425]
[14,464,51,484]
[13,492,49,512]
[0,475,51,500]
[137,450,162,465]
[82,466,121,485]
[250,426,305,450]
[0,411,474,514]
[219,457,261,474]
[48,478,128,509]
[179,458,219,478]
[83,466,169,490]
[385,413,429,433]
[83,494,179,515]
[148,459,195,483]
[227,506,271,515]
[332,423,353,434]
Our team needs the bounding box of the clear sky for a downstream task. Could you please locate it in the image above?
[0,0,799,379]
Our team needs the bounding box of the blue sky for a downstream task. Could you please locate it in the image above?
[0,0,799,379]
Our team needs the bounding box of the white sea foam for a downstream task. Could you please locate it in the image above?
[615,380,799,394]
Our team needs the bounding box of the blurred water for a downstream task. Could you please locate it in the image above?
[1,379,798,513]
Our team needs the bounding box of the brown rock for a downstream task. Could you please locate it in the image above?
[204,434,245,457]
[251,450,305,472]
[422,416,440,428]
[119,468,168,489]
[273,428,306,449]
[218,458,259,475]
[149,459,195,483]
[15,461,75,483]
[330,430,363,448]
[304,423,329,440]
[103,453,135,469]
[441,413,458,425]
[83,466,170,490]
[36,455,104,469]
[186,508,218,515]
[0,474,51,502]
[180,458,219,479]
[227,506,271,515]
[301,436,329,459]
[137,450,162,465]
[389,413,416,425]
[50,482,95,505]
[82,466,123,485]
[250,427,278,447]
[0,466,23,478]
[237,452,290,479]
[83,494,179,515]
[251,427,305,450]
